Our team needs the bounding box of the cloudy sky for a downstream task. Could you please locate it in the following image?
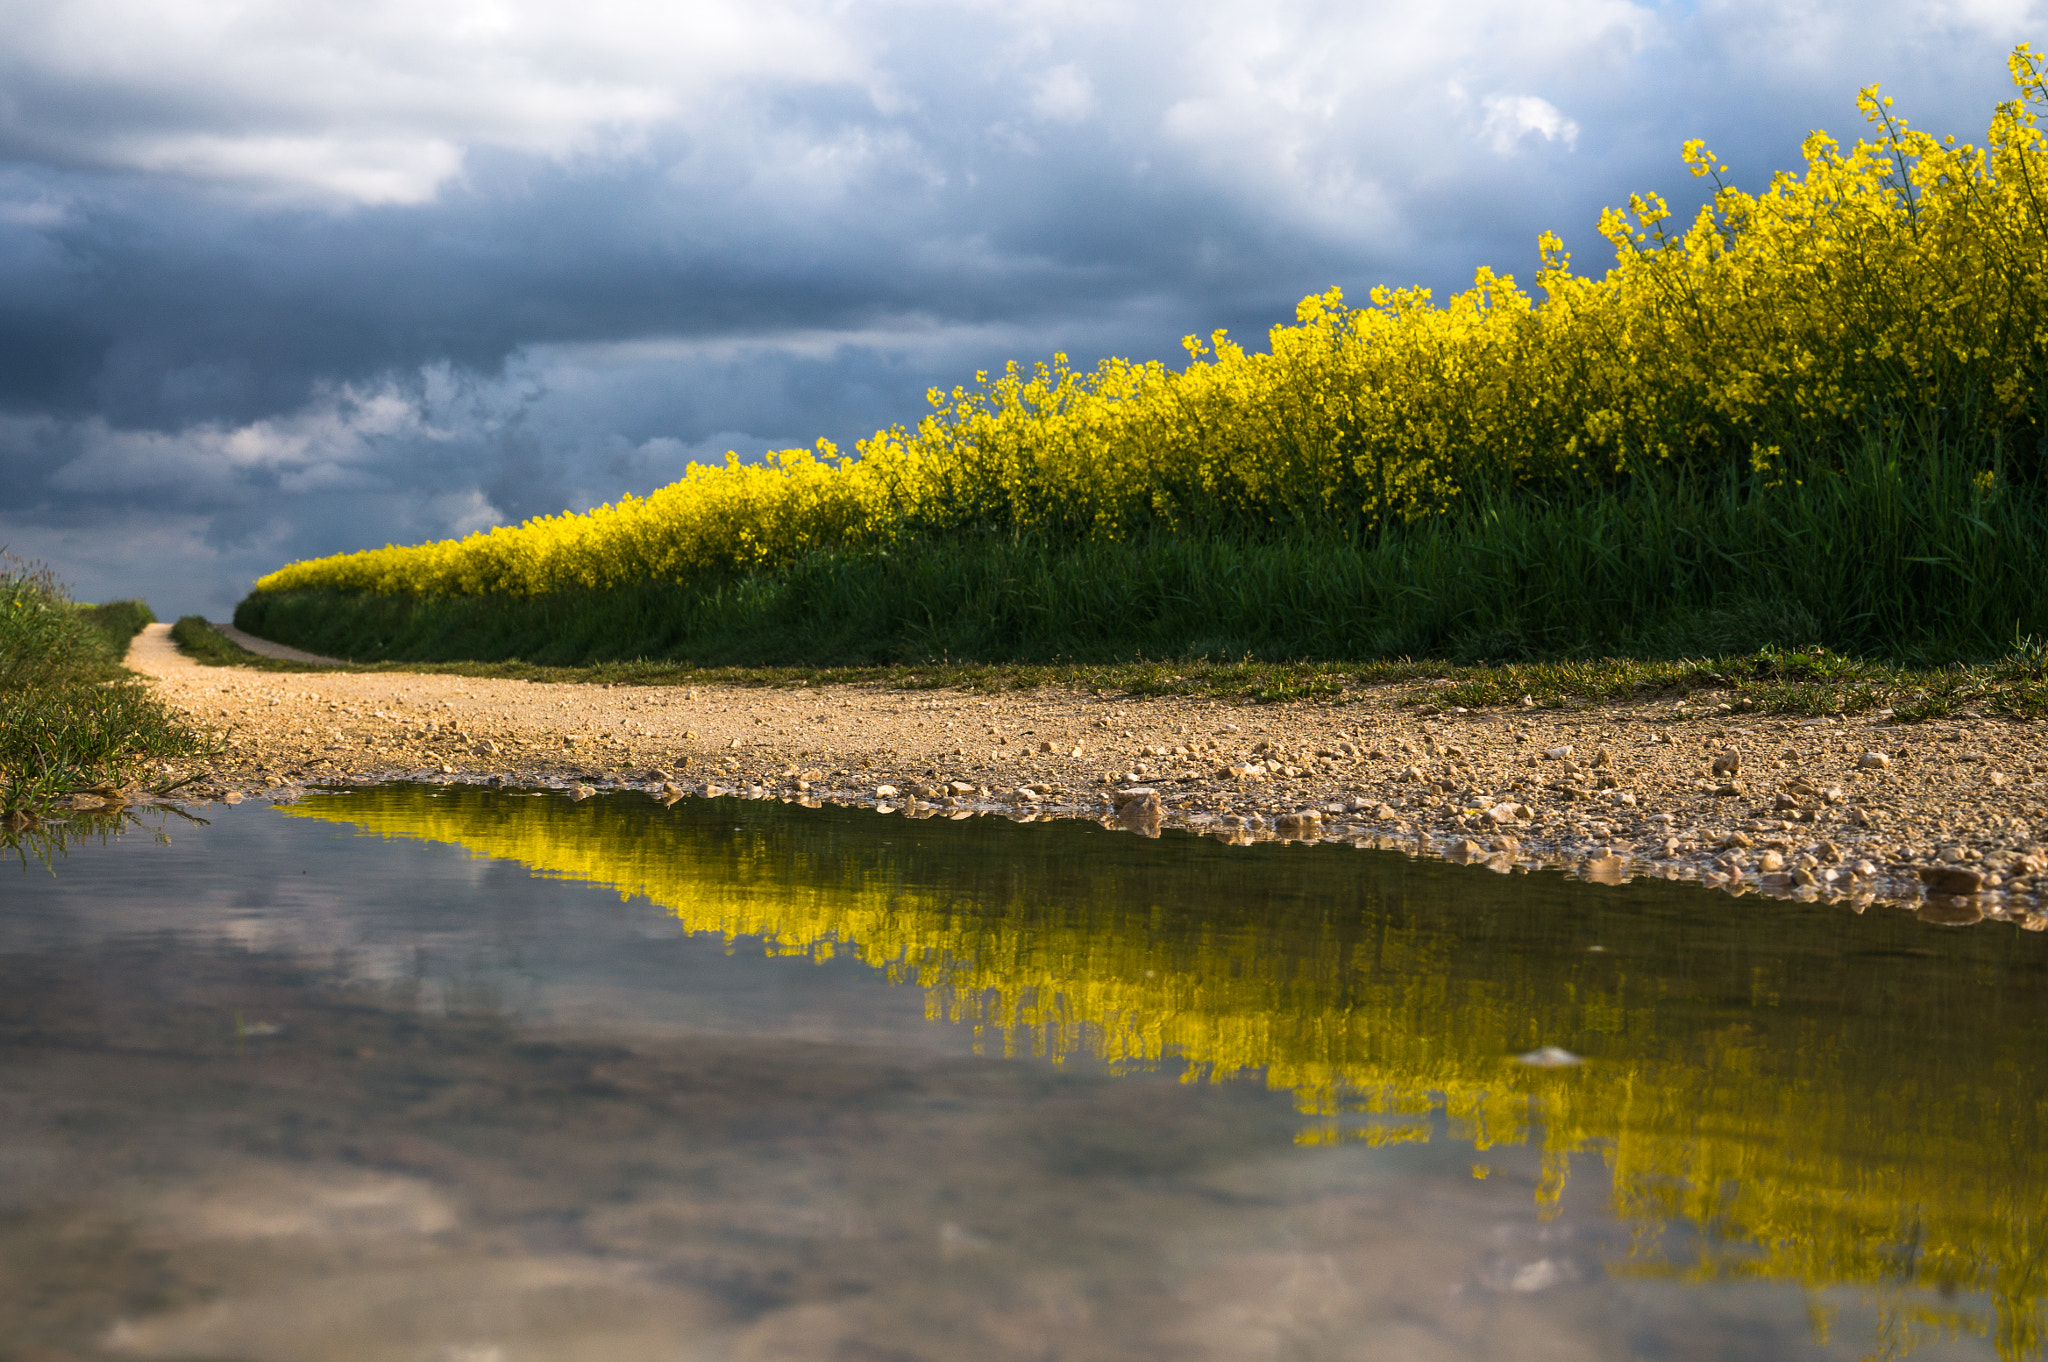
[1,0,2039,616]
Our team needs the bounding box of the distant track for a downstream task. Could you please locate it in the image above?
[212,620,348,666]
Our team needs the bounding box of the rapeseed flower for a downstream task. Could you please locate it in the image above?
[256,50,2048,600]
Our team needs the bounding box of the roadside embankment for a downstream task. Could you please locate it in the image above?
[125,623,2048,928]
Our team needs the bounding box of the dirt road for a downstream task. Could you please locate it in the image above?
[126,623,2048,924]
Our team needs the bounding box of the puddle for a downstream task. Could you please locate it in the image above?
[4,784,2044,1360]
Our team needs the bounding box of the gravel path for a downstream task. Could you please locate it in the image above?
[125,623,2048,926]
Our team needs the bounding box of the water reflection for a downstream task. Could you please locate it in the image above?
[4,799,199,866]
[279,785,2048,1360]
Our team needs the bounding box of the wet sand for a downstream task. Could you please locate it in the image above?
[123,623,2048,923]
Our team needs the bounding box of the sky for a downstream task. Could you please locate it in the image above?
[1,0,2041,617]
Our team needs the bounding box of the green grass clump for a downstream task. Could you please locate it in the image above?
[4,563,107,691]
[0,556,158,688]
[1,554,212,821]
[79,599,159,655]
[171,615,268,666]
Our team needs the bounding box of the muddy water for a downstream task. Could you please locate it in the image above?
[4,785,2045,1361]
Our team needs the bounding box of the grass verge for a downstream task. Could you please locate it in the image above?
[171,615,282,667]
[1,555,215,823]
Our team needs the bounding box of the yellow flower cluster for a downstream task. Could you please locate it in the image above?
[289,786,2048,1357]
[257,49,2048,600]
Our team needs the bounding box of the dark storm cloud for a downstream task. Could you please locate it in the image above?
[0,111,1310,435]
[0,0,2041,613]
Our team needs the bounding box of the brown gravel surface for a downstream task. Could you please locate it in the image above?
[127,623,2048,927]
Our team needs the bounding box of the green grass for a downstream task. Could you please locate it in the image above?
[1,555,214,820]
[1,683,213,812]
[171,614,277,667]
[1422,645,2048,721]
[74,599,157,665]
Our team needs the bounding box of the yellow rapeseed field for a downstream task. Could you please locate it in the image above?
[257,51,2048,600]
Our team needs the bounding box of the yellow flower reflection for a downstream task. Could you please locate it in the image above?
[288,786,2048,1360]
